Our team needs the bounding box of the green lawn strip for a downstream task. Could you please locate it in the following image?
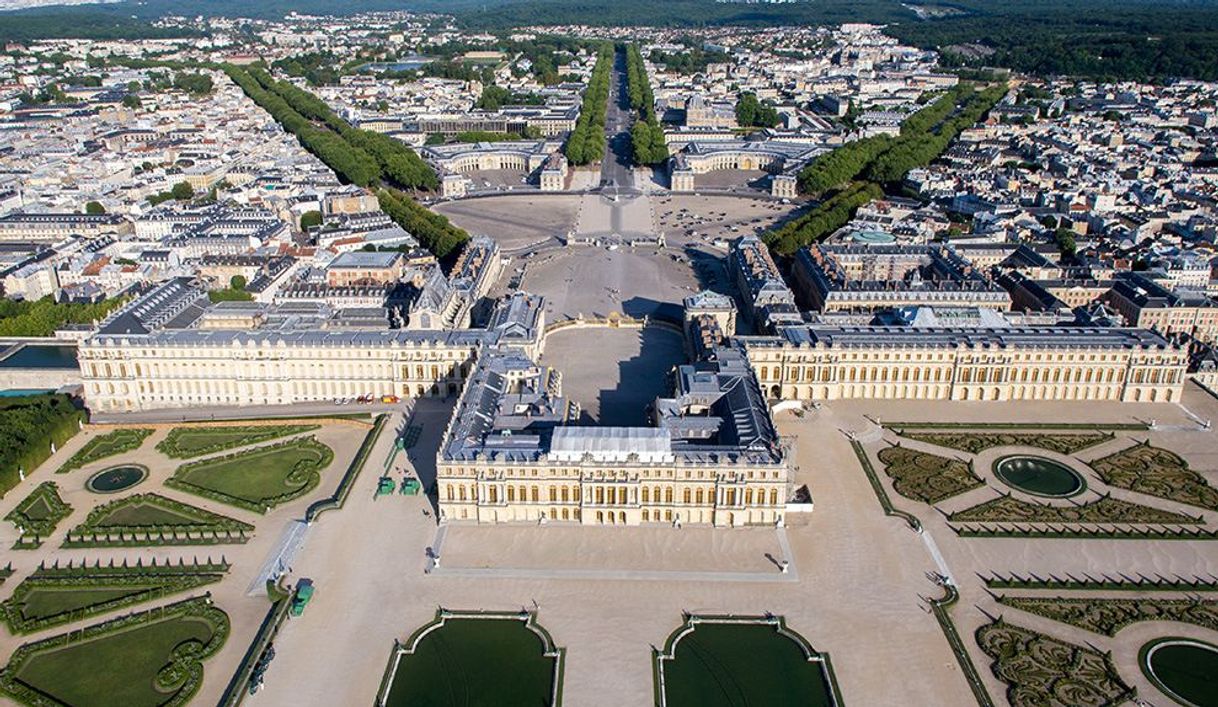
[948,492,1202,525]
[976,619,1134,706]
[2,561,229,634]
[0,564,12,584]
[876,444,983,504]
[156,424,321,459]
[4,482,71,549]
[64,492,253,547]
[0,596,229,707]
[1088,441,1218,512]
[166,436,334,514]
[928,585,995,707]
[953,525,1218,540]
[895,430,1114,455]
[997,595,1218,637]
[58,428,153,472]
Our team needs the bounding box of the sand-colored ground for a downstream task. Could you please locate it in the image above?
[540,325,684,426]
[0,418,380,707]
[433,194,581,252]
[8,385,1217,706]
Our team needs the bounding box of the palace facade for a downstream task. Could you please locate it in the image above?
[436,346,789,528]
[741,324,1187,403]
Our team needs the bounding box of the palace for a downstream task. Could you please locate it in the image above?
[436,345,789,527]
[79,278,545,412]
[741,321,1187,403]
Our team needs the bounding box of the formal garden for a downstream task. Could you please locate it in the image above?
[58,428,152,473]
[975,619,1133,706]
[379,611,564,707]
[875,445,982,504]
[165,436,334,513]
[64,492,254,547]
[0,596,229,707]
[5,482,71,549]
[653,616,842,707]
[948,493,1202,526]
[1,558,229,634]
[1089,442,1218,512]
[995,595,1218,637]
[896,430,1114,456]
[156,424,320,459]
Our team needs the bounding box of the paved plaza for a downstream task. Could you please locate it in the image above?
[244,385,1218,707]
[540,325,686,425]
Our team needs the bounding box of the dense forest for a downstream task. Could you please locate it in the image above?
[0,297,127,338]
[6,0,1218,82]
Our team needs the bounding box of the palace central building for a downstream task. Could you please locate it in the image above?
[437,345,788,528]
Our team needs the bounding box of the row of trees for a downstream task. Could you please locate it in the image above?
[768,83,1008,254]
[624,44,669,166]
[224,64,459,258]
[226,65,437,190]
[796,84,1006,195]
[763,182,885,256]
[564,44,613,165]
[376,188,469,260]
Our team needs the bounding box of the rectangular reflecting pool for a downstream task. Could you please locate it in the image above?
[0,344,78,369]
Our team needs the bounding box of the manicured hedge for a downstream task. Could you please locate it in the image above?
[0,394,85,497]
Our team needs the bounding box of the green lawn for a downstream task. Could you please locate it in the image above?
[167,437,333,512]
[66,493,254,547]
[6,600,227,707]
[660,622,838,707]
[156,424,320,459]
[3,570,226,634]
[4,482,72,547]
[16,586,149,622]
[385,617,558,707]
[58,428,153,472]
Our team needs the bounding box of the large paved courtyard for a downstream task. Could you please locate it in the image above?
[246,385,1218,707]
[539,325,685,425]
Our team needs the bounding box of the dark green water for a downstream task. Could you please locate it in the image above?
[385,618,557,706]
[662,622,837,707]
[87,466,148,493]
[1145,640,1218,707]
[994,455,1085,497]
[0,344,78,369]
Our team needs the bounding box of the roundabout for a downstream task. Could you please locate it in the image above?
[1140,638,1218,707]
[993,455,1086,498]
[85,465,149,494]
